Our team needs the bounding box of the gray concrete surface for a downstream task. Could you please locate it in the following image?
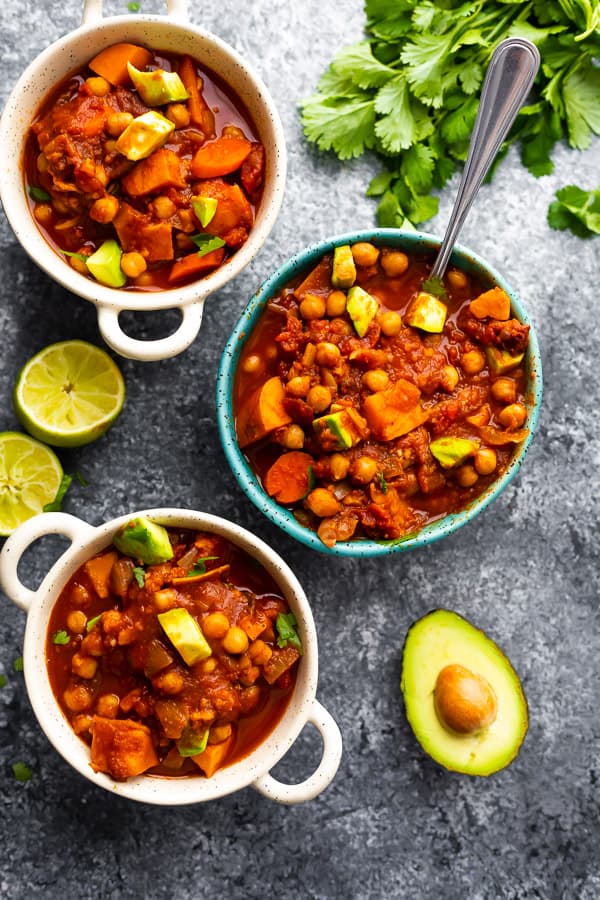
[1,1,599,898]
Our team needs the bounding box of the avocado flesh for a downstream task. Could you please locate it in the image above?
[85,240,126,288]
[158,608,212,666]
[430,436,480,468]
[113,516,174,564]
[401,609,528,776]
[331,245,356,289]
[127,62,189,106]
[405,291,447,333]
[346,286,379,337]
[115,111,175,161]
[192,196,218,227]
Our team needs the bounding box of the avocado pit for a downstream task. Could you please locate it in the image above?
[434,663,497,734]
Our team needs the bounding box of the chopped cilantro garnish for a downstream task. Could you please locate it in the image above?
[548,184,600,238]
[189,233,226,259]
[177,726,209,757]
[132,567,145,588]
[13,657,23,673]
[60,249,89,263]
[52,630,70,646]
[43,474,73,512]
[12,762,32,783]
[377,472,388,494]
[301,465,316,500]
[75,471,89,487]
[275,612,303,654]
[128,1,141,9]
[86,614,102,632]
[422,276,447,300]
[28,186,50,203]
[0,674,7,688]
[187,556,218,577]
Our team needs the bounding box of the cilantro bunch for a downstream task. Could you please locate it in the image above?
[300,0,600,231]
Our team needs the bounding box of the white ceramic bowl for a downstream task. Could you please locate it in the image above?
[0,0,286,361]
[0,508,342,805]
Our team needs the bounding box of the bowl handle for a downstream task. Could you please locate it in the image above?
[251,699,342,804]
[82,0,188,24]
[0,513,95,612]
[97,301,204,361]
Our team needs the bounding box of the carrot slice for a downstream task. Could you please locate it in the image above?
[191,135,252,179]
[469,287,511,320]
[178,56,215,137]
[89,43,153,87]
[236,376,292,448]
[167,247,226,283]
[263,451,314,504]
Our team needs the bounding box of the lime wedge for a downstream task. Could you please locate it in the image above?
[14,340,125,447]
[0,432,63,535]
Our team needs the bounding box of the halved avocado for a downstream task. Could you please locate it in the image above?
[401,609,528,776]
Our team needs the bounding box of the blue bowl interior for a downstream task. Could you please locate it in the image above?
[216,229,543,557]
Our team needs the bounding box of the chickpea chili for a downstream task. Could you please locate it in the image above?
[234,242,531,548]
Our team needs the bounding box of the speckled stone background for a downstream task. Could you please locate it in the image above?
[0,1,599,897]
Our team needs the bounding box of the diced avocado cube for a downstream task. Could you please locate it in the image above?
[127,62,189,106]
[313,408,367,451]
[158,608,212,666]
[113,516,174,564]
[486,347,525,375]
[115,111,175,161]
[430,436,480,468]
[331,245,356,289]
[192,196,218,227]
[346,286,379,338]
[405,292,447,333]
[85,239,126,288]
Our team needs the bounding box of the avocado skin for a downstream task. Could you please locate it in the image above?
[400,608,528,776]
[113,516,174,564]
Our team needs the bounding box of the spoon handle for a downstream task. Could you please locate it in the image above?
[429,37,540,281]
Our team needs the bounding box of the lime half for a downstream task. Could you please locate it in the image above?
[0,432,63,535]
[14,340,125,447]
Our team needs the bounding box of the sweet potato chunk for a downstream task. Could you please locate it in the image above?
[191,734,234,777]
[236,376,292,448]
[90,716,159,780]
[89,43,153,87]
[113,202,174,262]
[469,287,511,321]
[122,149,187,197]
[191,135,252,179]
[192,180,253,248]
[264,451,314,503]
[363,378,428,441]
[84,551,118,600]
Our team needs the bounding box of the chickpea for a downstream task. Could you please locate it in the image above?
[222,626,249,655]
[104,139,117,155]
[278,424,305,450]
[350,455,379,484]
[240,685,261,713]
[153,670,185,695]
[286,375,311,398]
[302,342,317,366]
[199,657,217,674]
[378,311,402,337]
[69,255,89,276]
[86,76,110,97]
[202,611,230,639]
[305,488,341,518]
[166,103,191,128]
[351,242,380,267]
[89,195,119,225]
[330,453,350,481]
[33,203,53,226]
[440,365,460,393]
[241,353,264,375]
[71,654,98,680]
[456,464,479,487]
[134,272,154,288]
[497,402,527,429]
[447,269,468,290]
[121,252,147,279]
[96,693,120,718]
[326,290,347,317]
[299,293,326,320]
[175,232,195,251]
[209,723,233,744]
[106,111,133,137]
[362,368,389,392]
[380,250,409,277]
[461,349,486,375]
[248,639,273,666]
[36,153,48,173]
[240,665,261,686]
[306,385,332,413]
[474,448,498,475]
[265,344,279,362]
[81,630,103,657]
[72,714,94,735]
[153,196,177,220]
[315,341,341,368]
[153,588,178,611]
[66,610,87,634]
[63,683,94,712]
[491,377,516,404]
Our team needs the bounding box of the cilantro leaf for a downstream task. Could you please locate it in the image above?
[43,474,73,512]
[52,630,70,646]
[13,657,23,673]
[422,275,448,299]
[28,186,50,202]
[75,471,89,487]
[301,93,377,160]
[187,556,218,577]
[548,184,600,236]
[86,614,102,632]
[12,762,32,783]
[0,674,7,688]
[275,612,303,654]
[376,471,389,494]
[132,567,145,588]
[563,62,600,149]
[189,234,226,258]
[177,726,209,757]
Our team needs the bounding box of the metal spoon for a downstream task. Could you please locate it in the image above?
[429,37,540,282]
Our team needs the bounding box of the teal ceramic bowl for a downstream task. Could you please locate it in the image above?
[216,229,543,557]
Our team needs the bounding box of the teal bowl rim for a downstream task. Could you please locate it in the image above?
[216,228,543,557]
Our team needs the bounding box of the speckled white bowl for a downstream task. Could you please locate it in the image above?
[0,508,342,805]
[0,0,286,361]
